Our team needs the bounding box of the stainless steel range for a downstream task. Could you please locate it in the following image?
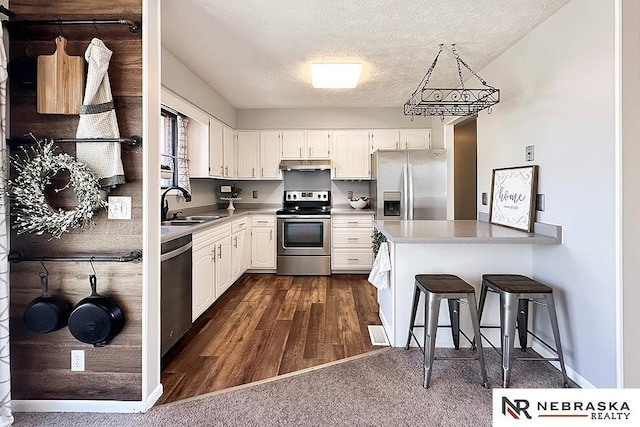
[276,190,331,276]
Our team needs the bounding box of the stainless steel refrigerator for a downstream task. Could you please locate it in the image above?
[370,149,447,220]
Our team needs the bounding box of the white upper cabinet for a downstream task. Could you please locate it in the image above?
[222,125,236,178]
[400,129,431,150]
[281,131,306,159]
[208,118,224,178]
[331,130,370,179]
[259,131,282,178]
[280,130,331,159]
[370,129,431,152]
[236,131,281,179]
[306,131,331,159]
[370,130,400,152]
[236,131,259,178]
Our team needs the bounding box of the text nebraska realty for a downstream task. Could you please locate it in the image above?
[504,397,631,420]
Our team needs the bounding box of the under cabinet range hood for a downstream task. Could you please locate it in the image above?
[279,159,332,171]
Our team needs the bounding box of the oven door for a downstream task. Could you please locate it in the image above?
[277,217,331,256]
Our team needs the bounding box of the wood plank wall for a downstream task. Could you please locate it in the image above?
[8,0,144,400]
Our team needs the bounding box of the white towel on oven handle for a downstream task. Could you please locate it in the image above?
[368,242,391,290]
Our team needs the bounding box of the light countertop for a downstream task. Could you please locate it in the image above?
[161,207,277,242]
[374,220,561,245]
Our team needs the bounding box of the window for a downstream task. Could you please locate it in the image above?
[160,108,178,188]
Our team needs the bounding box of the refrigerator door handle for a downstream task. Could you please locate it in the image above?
[407,163,414,220]
[402,163,409,220]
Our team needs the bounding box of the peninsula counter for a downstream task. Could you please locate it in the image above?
[373,220,561,348]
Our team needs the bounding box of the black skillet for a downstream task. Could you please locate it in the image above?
[8,41,37,87]
[68,275,125,347]
[23,274,71,333]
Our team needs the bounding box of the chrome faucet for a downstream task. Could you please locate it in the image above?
[161,186,192,221]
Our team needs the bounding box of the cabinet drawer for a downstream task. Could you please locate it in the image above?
[332,250,373,269]
[332,215,373,228]
[194,223,231,249]
[232,217,248,233]
[332,229,372,247]
[251,215,275,227]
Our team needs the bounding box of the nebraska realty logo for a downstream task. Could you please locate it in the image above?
[493,389,640,426]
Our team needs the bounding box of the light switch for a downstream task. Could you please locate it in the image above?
[108,196,132,220]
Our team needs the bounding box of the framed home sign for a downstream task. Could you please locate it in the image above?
[489,165,538,232]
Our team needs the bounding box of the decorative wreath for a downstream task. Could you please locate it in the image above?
[6,140,108,239]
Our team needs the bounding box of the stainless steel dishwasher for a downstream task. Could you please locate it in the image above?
[161,234,193,357]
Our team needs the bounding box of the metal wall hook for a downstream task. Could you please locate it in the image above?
[89,257,97,276]
[39,259,49,276]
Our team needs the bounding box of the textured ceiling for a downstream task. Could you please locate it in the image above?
[161,0,570,109]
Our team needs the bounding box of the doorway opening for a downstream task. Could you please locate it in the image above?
[453,118,477,220]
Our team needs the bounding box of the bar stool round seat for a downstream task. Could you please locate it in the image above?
[476,274,569,388]
[405,274,488,389]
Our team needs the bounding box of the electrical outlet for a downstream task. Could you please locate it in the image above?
[107,196,132,220]
[253,190,258,199]
[71,350,85,371]
[536,194,545,211]
[347,191,353,199]
[481,192,488,206]
[525,145,534,162]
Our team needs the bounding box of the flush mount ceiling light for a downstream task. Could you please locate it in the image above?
[311,63,362,88]
[404,44,500,118]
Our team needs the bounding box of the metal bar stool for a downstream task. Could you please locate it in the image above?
[475,274,569,388]
[405,274,489,389]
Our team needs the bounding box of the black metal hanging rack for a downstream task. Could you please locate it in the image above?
[6,135,143,149]
[8,250,143,263]
[0,6,141,35]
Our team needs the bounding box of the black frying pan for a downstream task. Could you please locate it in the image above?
[68,275,125,347]
[8,41,37,87]
[23,274,71,333]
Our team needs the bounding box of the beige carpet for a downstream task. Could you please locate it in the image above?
[13,347,574,427]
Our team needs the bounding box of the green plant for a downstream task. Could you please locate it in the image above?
[230,184,242,198]
[371,229,387,257]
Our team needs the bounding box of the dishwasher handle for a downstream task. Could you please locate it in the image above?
[161,241,192,262]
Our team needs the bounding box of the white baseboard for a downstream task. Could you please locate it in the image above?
[13,384,164,413]
[530,341,595,389]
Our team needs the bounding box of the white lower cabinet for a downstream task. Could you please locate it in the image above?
[331,213,374,271]
[251,215,276,269]
[231,217,250,282]
[192,222,232,321]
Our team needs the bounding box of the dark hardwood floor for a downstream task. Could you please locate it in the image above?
[156,273,382,405]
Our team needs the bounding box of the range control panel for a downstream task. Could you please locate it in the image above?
[284,190,330,201]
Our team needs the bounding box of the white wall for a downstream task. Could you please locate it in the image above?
[161,47,236,128]
[476,0,616,387]
[238,108,440,146]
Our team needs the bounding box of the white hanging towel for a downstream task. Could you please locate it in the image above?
[76,38,125,189]
[368,242,391,290]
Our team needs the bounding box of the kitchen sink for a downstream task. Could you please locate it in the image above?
[161,219,205,226]
[161,215,226,227]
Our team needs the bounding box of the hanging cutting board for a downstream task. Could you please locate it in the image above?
[37,36,85,115]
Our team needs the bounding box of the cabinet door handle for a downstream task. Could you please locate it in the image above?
[299,147,302,157]
[225,165,229,176]
[347,237,359,241]
[270,230,273,241]
[347,258,359,262]
[257,220,268,224]
[234,236,238,248]
[261,167,264,177]
[252,167,255,177]
[218,244,222,259]
[347,221,359,224]
[308,146,311,157]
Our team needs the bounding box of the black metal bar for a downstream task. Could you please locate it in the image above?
[8,250,143,263]
[7,135,142,148]
[3,18,142,35]
[0,5,16,19]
